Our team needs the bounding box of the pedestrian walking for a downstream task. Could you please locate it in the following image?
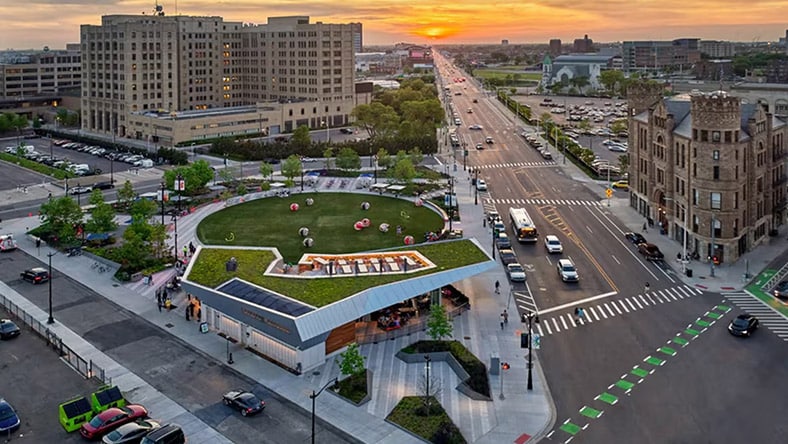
[578,307,585,321]
[574,307,580,322]
[643,222,648,233]
[157,296,162,313]
[185,303,191,321]
[495,280,500,294]
[644,281,650,292]
[502,309,509,324]
[183,245,189,258]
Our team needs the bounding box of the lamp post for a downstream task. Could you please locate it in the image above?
[682,203,688,275]
[463,144,467,171]
[474,168,479,206]
[47,252,56,324]
[174,173,184,261]
[160,181,166,225]
[424,355,431,407]
[492,221,496,260]
[300,161,305,192]
[76,182,82,206]
[310,378,338,444]
[523,311,539,390]
[226,335,234,365]
[373,155,378,184]
[710,213,716,277]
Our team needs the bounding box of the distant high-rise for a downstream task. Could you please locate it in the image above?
[785,29,788,55]
[622,39,701,72]
[501,39,509,45]
[350,22,363,54]
[0,44,81,98]
[573,35,593,53]
[549,39,562,57]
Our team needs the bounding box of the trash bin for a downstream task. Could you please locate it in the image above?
[686,269,693,277]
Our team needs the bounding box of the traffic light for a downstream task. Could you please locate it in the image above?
[520,332,529,349]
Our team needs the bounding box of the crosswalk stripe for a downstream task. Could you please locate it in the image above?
[667,290,678,301]
[626,299,637,311]
[674,288,685,299]
[676,286,691,298]
[569,316,578,327]
[597,305,608,319]
[646,294,657,304]
[653,293,664,303]
[552,317,561,331]
[618,301,629,313]
[588,306,600,320]
[631,297,642,309]
[604,303,616,317]
[537,324,544,336]
[544,322,553,334]
[560,315,569,329]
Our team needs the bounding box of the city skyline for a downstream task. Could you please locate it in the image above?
[1,0,787,50]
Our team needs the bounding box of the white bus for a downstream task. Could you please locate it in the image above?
[509,207,538,243]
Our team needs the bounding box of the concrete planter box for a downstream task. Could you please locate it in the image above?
[329,369,372,407]
[396,350,492,402]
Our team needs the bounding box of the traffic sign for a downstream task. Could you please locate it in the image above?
[532,333,541,350]
[605,188,613,198]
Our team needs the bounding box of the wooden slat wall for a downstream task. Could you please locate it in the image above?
[325,321,356,355]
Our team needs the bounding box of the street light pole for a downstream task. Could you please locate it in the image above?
[682,203,688,274]
[47,252,56,324]
[523,311,539,390]
[160,181,166,225]
[710,213,716,277]
[310,378,338,444]
[174,173,183,261]
[474,168,478,206]
[76,182,82,206]
[448,175,454,232]
[424,355,431,408]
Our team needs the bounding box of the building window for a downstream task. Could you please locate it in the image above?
[712,150,719,160]
[693,189,698,205]
[712,131,721,142]
[710,192,721,210]
[713,166,720,180]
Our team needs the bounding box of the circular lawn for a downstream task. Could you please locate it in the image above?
[196,192,445,263]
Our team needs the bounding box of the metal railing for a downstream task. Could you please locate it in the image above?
[0,294,109,384]
[761,262,788,293]
[356,303,469,345]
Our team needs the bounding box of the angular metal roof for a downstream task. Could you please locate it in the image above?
[218,279,315,317]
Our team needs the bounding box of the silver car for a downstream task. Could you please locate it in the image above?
[102,419,160,444]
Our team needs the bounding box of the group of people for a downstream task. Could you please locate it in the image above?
[377,309,408,331]
[185,294,202,322]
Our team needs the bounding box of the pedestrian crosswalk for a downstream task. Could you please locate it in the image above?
[533,285,705,337]
[488,197,604,207]
[722,292,788,341]
[478,161,556,169]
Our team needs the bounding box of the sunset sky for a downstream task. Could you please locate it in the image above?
[1,0,786,50]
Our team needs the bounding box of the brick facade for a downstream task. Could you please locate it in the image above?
[628,82,787,264]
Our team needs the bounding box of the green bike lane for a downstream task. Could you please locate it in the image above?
[539,291,788,443]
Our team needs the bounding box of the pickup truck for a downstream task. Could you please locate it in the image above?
[637,242,664,261]
[499,248,518,265]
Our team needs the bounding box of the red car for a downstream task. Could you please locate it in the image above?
[80,405,148,440]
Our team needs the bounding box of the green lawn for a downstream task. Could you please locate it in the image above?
[473,69,542,81]
[188,240,489,307]
[196,192,445,263]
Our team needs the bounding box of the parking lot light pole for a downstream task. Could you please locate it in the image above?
[47,252,56,324]
[310,378,338,444]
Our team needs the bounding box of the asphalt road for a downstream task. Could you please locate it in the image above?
[539,292,788,443]
[1,250,354,444]
[0,309,101,442]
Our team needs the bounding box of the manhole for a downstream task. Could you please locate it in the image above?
[165,323,174,328]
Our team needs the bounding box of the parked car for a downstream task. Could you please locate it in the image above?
[624,232,647,245]
[773,281,788,299]
[20,267,49,284]
[485,136,494,144]
[0,319,21,339]
[339,128,354,134]
[499,248,518,265]
[80,405,149,439]
[94,181,116,190]
[102,420,161,444]
[69,185,93,195]
[728,313,759,337]
[496,233,511,249]
[544,235,563,254]
[222,390,266,417]
[507,263,527,282]
[475,142,484,150]
[140,424,185,444]
[556,258,579,282]
[0,399,20,434]
[637,243,665,261]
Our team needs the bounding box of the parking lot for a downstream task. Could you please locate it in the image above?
[0,309,101,442]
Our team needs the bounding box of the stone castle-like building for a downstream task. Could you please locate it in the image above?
[627,82,787,264]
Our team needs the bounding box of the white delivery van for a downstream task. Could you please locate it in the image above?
[140,159,154,168]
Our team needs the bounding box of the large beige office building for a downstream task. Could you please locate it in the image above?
[627,82,787,264]
[0,45,81,98]
[80,14,357,146]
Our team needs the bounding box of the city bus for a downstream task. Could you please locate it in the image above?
[509,207,538,243]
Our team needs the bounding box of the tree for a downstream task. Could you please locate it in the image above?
[574,76,590,95]
[258,162,274,181]
[85,190,117,235]
[291,125,312,150]
[337,343,366,378]
[280,154,302,182]
[376,148,392,170]
[335,147,361,171]
[116,180,136,209]
[610,119,628,135]
[618,153,630,175]
[323,147,334,170]
[599,70,625,96]
[38,196,83,246]
[408,148,424,166]
[350,102,399,140]
[218,168,235,184]
[426,304,453,341]
[392,158,416,184]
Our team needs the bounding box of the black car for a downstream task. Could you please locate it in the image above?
[773,281,788,299]
[499,248,518,265]
[728,313,759,337]
[222,390,266,416]
[339,128,354,134]
[637,243,664,261]
[20,267,49,284]
[94,181,115,190]
[0,319,20,339]
[625,232,647,244]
